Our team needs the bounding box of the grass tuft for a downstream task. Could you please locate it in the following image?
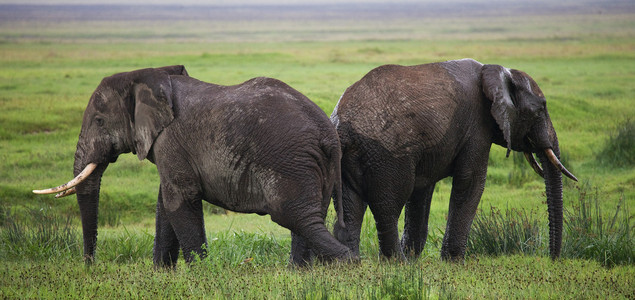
[372,265,433,299]
[596,118,635,168]
[562,183,633,267]
[467,183,633,267]
[0,206,80,261]
[194,230,290,268]
[98,227,154,263]
[467,206,544,257]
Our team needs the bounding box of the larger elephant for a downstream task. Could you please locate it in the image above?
[34,66,353,267]
[331,58,577,261]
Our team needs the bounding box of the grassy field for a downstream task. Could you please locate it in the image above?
[1,2,634,298]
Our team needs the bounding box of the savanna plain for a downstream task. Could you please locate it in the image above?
[0,2,634,299]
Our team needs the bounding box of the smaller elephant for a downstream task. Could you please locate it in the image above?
[34,66,353,267]
[331,58,577,262]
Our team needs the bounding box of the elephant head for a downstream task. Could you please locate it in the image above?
[33,65,188,263]
[481,64,577,258]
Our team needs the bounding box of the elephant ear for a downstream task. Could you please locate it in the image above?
[481,64,517,156]
[130,69,175,161]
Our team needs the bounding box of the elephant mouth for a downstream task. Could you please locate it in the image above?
[523,149,578,182]
[524,135,542,153]
[520,135,577,182]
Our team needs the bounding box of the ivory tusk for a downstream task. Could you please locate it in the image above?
[544,149,578,182]
[523,152,544,178]
[55,187,77,198]
[33,163,98,195]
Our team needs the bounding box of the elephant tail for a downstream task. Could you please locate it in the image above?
[325,139,346,230]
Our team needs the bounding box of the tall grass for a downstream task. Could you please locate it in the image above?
[467,206,543,256]
[281,263,442,299]
[5,183,629,268]
[98,226,154,263]
[0,200,632,298]
[466,183,633,267]
[562,184,633,267]
[596,118,635,168]
[0,206,80,260]
[196,231,290,268]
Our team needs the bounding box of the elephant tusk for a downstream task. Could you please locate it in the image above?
[55,187,77,198]
[33,163,98,195]
[544,149,578,182]
[523,152,544,178]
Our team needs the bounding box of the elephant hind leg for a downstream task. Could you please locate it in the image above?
[369,209,404,260]
[293,219,353,264]
[333,179,367,257]
[365,158,416,260]
[401,185,435,259]
[289,232,313,267]
[273,197,353,265]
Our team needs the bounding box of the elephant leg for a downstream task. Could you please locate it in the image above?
[153,187,180,268]
[366,159,415,260]
[401,184,435,259]
[274,188,352,266]
[441,154,489,261]
[289,231,314,267]
[333,180,367,257]
[297,221,351,264]
[368,205,403,260]
[160,182,207,264]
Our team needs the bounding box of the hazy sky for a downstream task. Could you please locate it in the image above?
[0,0,474,5]
[1,0,396,4]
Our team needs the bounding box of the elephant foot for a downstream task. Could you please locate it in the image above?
[440,249,466,264]
[379,251,407,264]
[333,226,361,258]
[83,254,95,265]
[288,247,358,268]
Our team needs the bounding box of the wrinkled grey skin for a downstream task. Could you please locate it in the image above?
[72,66,352,267]
[332,59,568,261]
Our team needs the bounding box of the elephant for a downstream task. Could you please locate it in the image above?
[33,65,353,267]
[330,58,577,262]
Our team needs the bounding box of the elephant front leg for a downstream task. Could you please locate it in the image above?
[160,182,208,264]
[441,163,488,261]
[401,185,435,259]
[153,187,180,268]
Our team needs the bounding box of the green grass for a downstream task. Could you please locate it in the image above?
[1,4,634,298]
[596,118,635,168]
[1,252,633,299]
[466,183,633,267]
[562,184,633,267]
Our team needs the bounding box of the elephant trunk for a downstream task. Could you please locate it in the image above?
[527,115,576,259]
[537,146,563,260]
[73,156,108,264]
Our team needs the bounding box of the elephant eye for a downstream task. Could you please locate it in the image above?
[95,116,105,127]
